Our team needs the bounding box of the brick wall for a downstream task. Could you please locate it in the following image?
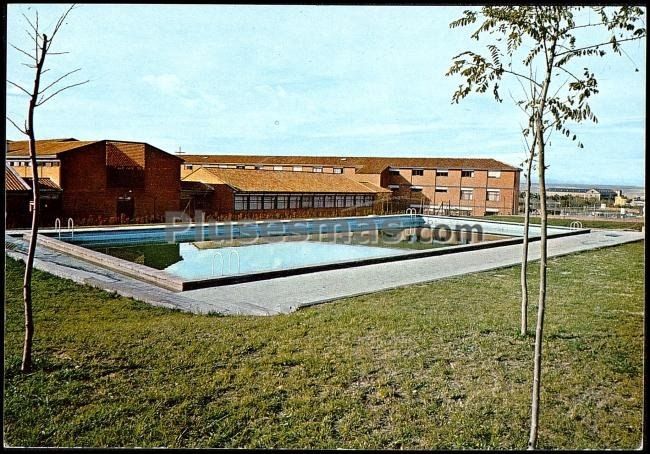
[59,142,181,224]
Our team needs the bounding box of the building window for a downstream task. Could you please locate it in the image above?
[218,164,228,169]
[324,195,335,207]
[293,166,303,172]
[263,195,275,210]
[412,169,424,176]
[461,170,474,178]
[364,195,374,206]
[235,195,247,211]
[389,169,400,175]
[249,195,262,210]
[411,187,423,193]
[273,166,283,171]
[236,165,245,169]
[302,195,313,208]
[289,195,301,208]
[314,195,324,208]
[487,190,500,201]
[335,195,345,207]
[436,170,448,177]
[313,167,323,173]
[345,195,355,207]
[488,170,501,178]
[435,187,448,193]
[185,164,193,170]
[388,184,399,191]
[461,189,473,200]
[334,168,343,174]
[276,195,288,209]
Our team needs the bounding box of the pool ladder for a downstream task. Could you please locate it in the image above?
[405,208,417,236]
[212,248,241,276]
[54,217,75,239]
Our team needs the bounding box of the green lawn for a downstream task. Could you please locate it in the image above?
[3,241,644,449]
[483,215,644,231]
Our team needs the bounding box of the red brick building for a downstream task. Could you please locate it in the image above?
[5,165,32,229]
[180,155,521,216]
[6,138,182,226]
[182,167,390,220]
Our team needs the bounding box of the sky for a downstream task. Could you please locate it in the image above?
[5,4,647,186]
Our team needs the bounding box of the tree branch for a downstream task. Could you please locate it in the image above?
[46,4,77,52]
[554,66,581,82]
[6,116,28,135]
[457,60,544,88]
[36,79,89,106]
[9,43,36,61]
[38,68,81,94]
[555,36,646,57]
[7,79,32,96]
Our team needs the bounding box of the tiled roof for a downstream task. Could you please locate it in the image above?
[24,177,62,191]
[183,167,390,194]
[5,165,31,191]
[6,138,99,157]
[106,142,145,168]
[180,154,520,173]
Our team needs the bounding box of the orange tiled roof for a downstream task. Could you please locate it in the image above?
[6,138,99,157]
[179,154,520,173]
[183,167,390,194]
[105,142,145,168]
[5,165,30,191]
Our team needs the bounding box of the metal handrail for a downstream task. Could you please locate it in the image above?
[405,208,417,235]
[54,218,61,239]
[212,251,224,276]
[569,221,583,230]
[227,248,241,274]
[211,248,241,276]
[67,217,74,239]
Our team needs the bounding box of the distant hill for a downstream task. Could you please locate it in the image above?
[522,183,645,198]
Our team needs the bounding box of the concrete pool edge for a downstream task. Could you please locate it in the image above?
[7,230,644,316]
[23,233,185,292]
[178,228,590,290]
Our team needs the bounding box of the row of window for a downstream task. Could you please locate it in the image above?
[389,168,502,178]
[7,161,60,167]
[185,164,344,174]
[234,193,375,211]
[422,187,502,201]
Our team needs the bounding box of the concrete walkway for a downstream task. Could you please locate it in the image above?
[6,229,643,316]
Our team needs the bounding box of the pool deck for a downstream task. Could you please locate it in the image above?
[5,229,644,316]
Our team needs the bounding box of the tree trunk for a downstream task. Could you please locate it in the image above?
[528,101,552,451]
[520,133,535,336]
[21,34,48,373]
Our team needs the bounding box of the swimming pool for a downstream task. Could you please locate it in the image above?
[31,214,588,291]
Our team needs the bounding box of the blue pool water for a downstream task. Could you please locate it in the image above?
[48,215,519,283]
[165,241,410,279]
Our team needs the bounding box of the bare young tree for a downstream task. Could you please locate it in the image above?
[446,6,645,449]
[7,4,88,373]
